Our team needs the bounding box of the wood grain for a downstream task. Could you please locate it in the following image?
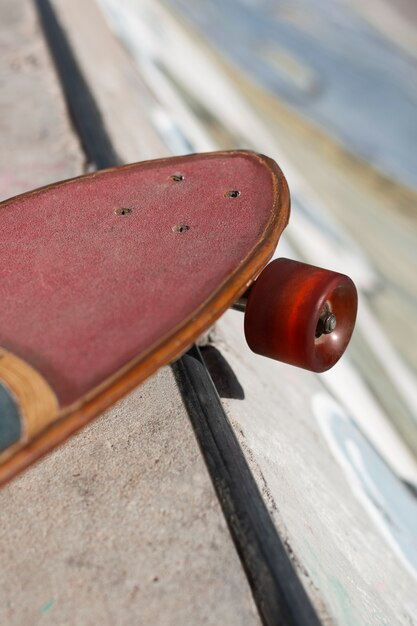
[0,349,58,461]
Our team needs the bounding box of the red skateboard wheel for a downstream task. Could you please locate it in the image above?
[244,258,358,372]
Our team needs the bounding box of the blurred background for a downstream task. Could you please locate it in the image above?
[96,0,417,472]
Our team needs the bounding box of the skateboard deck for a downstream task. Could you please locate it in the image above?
[0,150,289,484]
[0,150,357,487]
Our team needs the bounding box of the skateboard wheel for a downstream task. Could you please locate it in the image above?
[244,258,357,372]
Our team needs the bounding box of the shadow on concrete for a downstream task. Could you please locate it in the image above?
[200,345,245,400]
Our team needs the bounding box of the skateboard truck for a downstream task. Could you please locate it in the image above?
[232,258,357,373]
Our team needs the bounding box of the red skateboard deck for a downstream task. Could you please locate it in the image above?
[0,151,290,484]
[0,150,357,486]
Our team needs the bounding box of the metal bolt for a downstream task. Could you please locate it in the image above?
[315,310,337,338]
[323,313,337,334]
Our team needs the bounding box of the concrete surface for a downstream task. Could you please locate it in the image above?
[0,368,259,626]
[0,1,260,624]
[216,312,417,626]
[0,0,82,200]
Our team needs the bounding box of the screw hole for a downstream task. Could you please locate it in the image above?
[225,190,241,198]
[172,224,190,233]
[170,174,185,182]
[115,207,133,216]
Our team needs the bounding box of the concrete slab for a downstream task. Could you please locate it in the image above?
[215,312,417,626]
[0,368,259,626]
[0,0,83,200]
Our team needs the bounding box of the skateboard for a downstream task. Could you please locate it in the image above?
[0,150,357,486]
